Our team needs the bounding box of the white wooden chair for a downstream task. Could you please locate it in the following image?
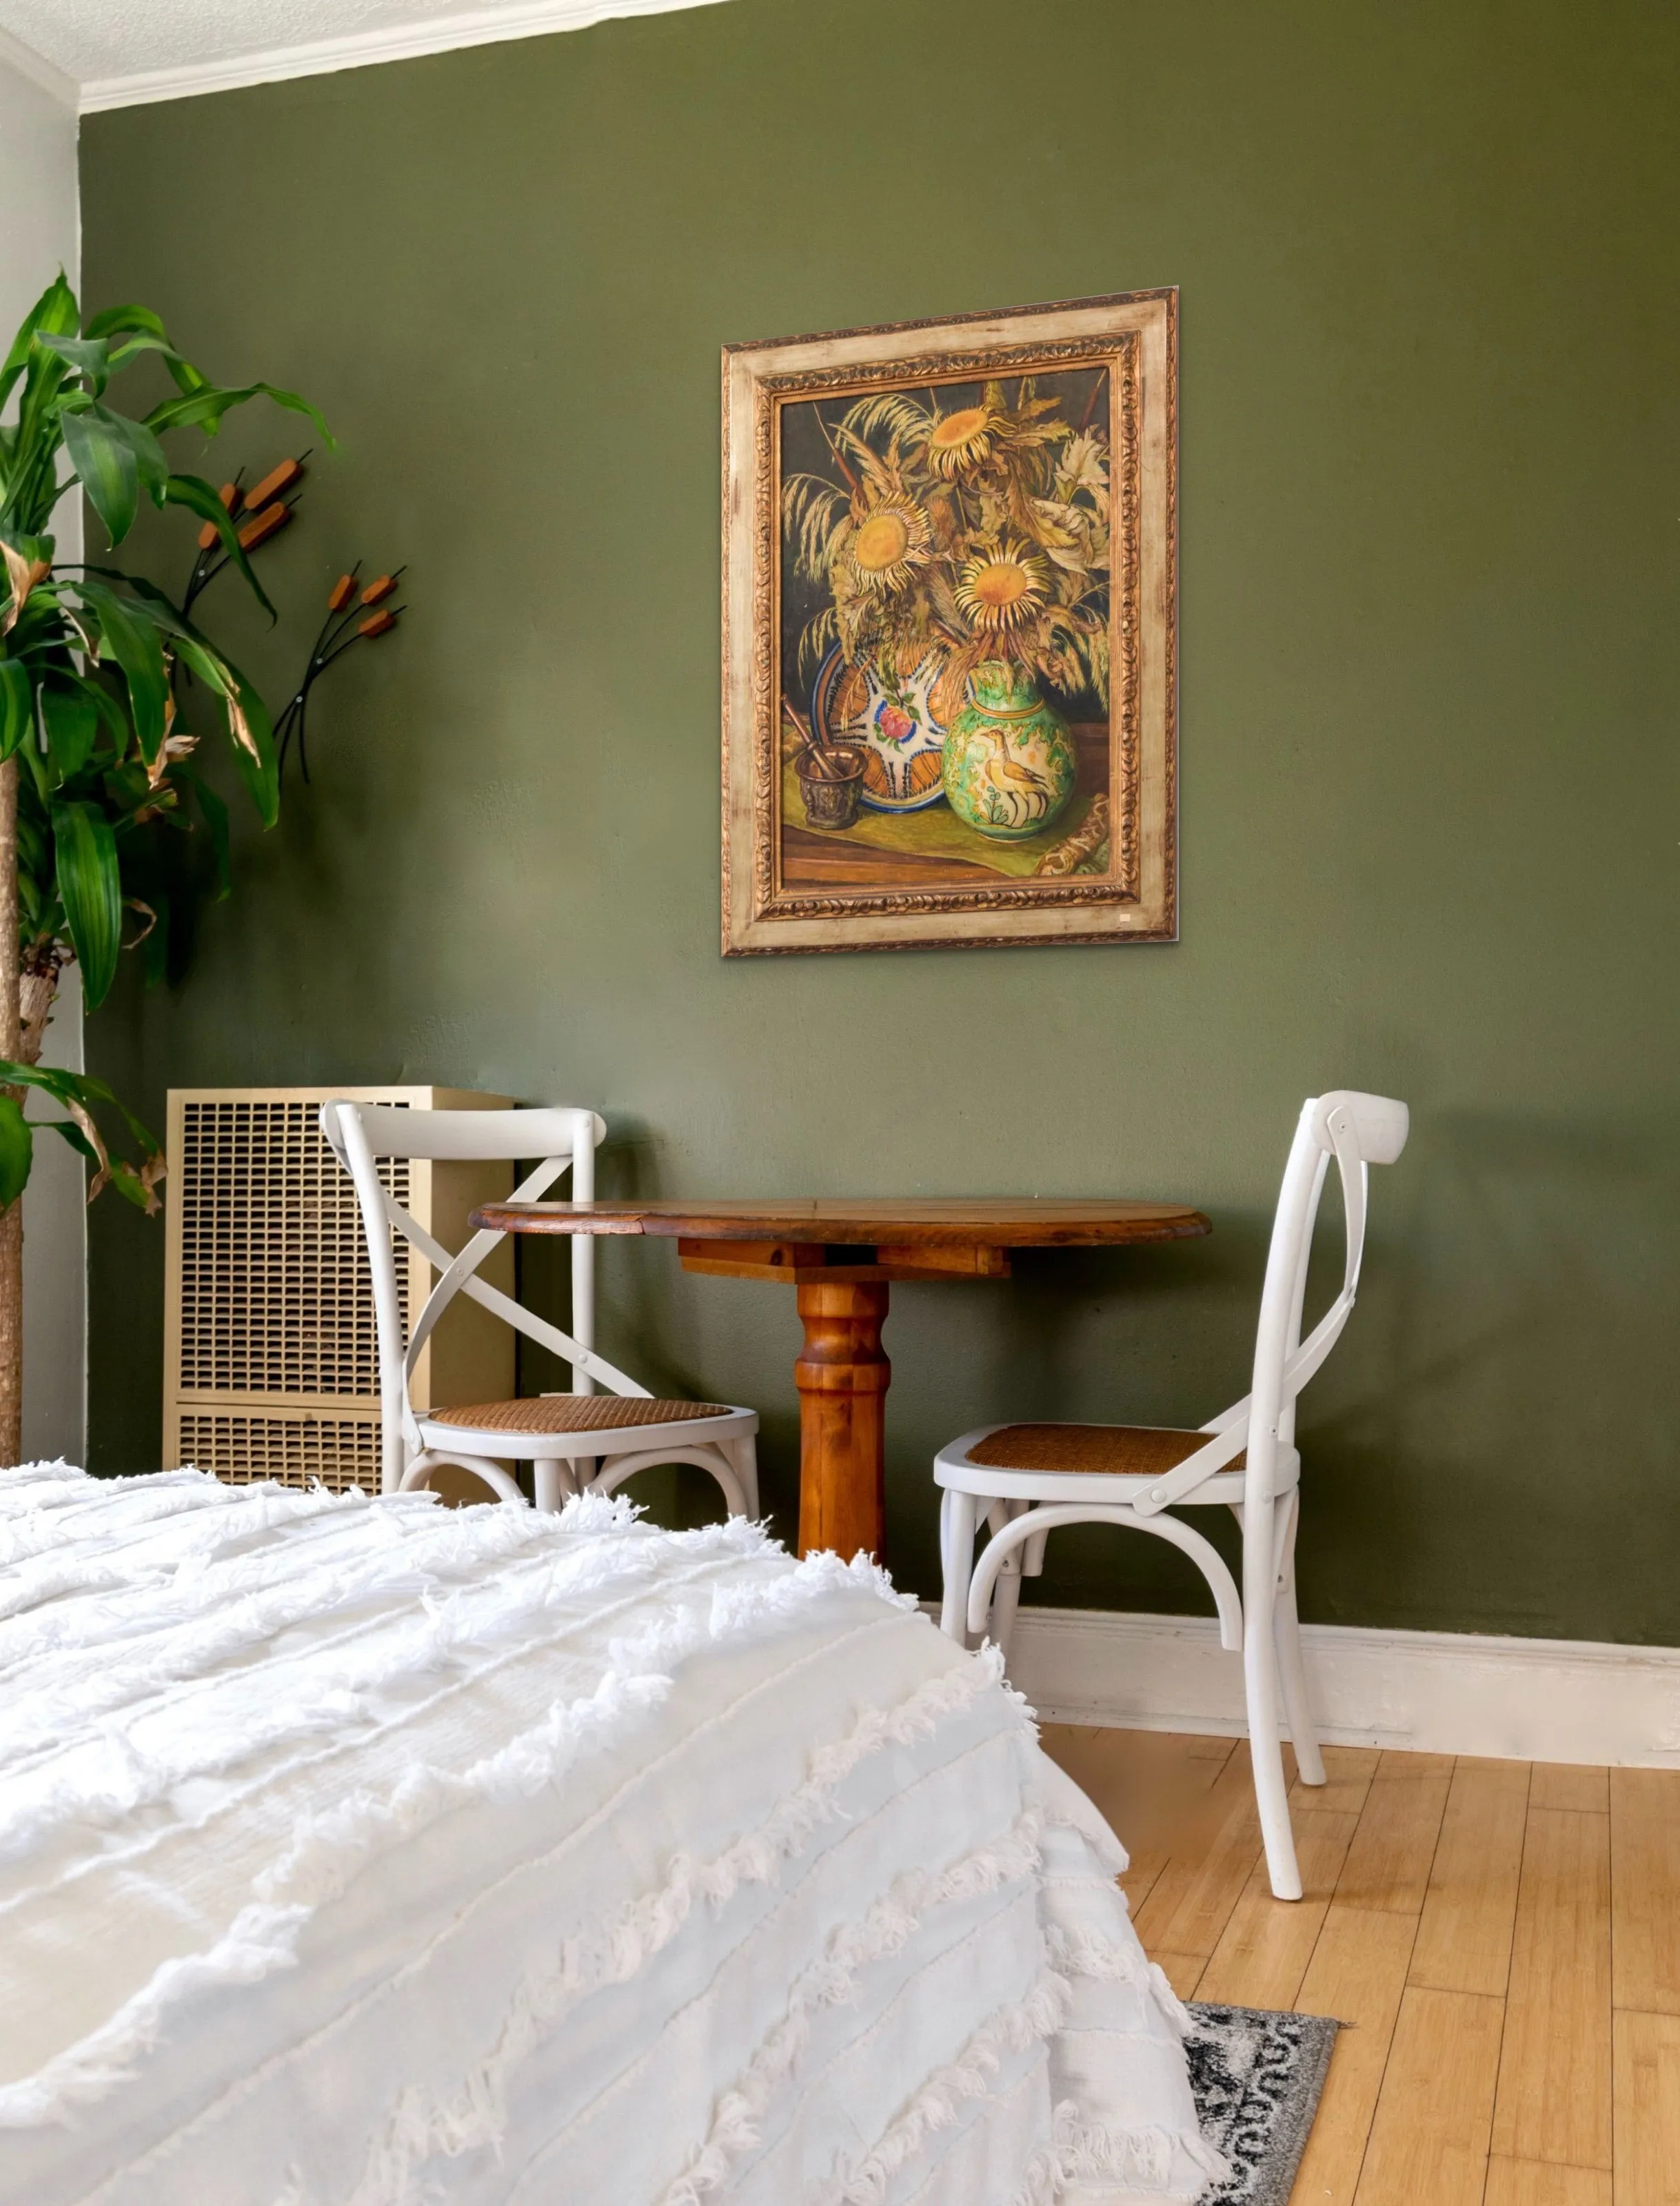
[321,1100,759,1518]
[933,1090,1409,1901]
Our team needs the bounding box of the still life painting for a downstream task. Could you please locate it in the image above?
[722,291,1177,954]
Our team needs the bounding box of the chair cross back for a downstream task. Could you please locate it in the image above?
[319,1102,643,1462]
[1129,1089,1405,1518]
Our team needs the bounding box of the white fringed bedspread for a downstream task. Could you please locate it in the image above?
[0,1464,1221,2205]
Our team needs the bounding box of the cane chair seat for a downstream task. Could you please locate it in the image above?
[963,1423,1247,1479]
[429,1397,736,1435]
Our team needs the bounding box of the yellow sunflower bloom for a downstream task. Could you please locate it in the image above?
[844,500,932,593]
[954,540,1051,634]
[924,404,998,478]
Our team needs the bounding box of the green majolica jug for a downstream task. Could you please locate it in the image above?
[942,660,1077,840]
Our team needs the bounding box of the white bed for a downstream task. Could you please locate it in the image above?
[0,1465,1222,2205]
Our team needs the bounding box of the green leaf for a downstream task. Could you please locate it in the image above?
[143,378,334,448]
[0,273,77,415]
[59,404,139,546]
[0,1097,32,1211]
[50,800,123,1008]
[101,406,170,505]
[75,579,168,760]
[163,473,276,620]
[41,1117,100,1169]
[221,666,279,827]
[106,1162,158,1211]
[84,573,278,824]
[0,658,32,762]
[39,676,99,782]
[37,333,110,396]
[86,305,206,400]
[0,1061,82,1106]
[84,303,167,343]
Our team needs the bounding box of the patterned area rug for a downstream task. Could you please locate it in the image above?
[1185,2002,1340,2205]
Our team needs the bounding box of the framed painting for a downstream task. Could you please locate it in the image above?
[721,289,1177,955]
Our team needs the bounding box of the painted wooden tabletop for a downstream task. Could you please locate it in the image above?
[473,1197,1212,1246]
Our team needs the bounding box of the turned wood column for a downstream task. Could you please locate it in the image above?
[793,1279,890,1561]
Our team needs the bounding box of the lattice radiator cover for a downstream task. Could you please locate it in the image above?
[164,1086,514,1491]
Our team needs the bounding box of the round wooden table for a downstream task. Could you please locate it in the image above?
[470,1197,1211,1560]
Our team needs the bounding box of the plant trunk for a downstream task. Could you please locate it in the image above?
[0,755,21,1466]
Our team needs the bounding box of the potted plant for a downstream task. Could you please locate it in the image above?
[0,273,403,1461]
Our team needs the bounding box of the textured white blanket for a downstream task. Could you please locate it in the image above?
[0,1465,1219,2205]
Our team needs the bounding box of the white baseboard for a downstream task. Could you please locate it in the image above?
[977,1605,1680,1770]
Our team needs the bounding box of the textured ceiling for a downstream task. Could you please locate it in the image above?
[0,0,716,97]
[3,1,478,80]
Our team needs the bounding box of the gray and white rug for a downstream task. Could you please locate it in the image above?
[1185,2002,1340,2205]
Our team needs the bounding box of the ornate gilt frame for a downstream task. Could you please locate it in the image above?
[722,290,1177,955]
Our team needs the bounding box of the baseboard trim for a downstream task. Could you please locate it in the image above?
[951,1604,1680,1769]
[78,0,731,112]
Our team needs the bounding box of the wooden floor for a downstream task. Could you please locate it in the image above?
[1040,1726,1680,2205]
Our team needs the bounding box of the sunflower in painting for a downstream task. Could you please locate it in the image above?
[780,372,1112,712]
[953,539,1051,636]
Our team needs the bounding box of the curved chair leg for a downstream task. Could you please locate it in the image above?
[939,1488,978,1642]
[1272,1493,1324,1785]
[400,1451,528,1507]
[725,1435,760,1517]
[986,1500,1031,1661]
[966,1503,1244,1651]
[1242,1495,1303,1901]
[589,1444,751,1518]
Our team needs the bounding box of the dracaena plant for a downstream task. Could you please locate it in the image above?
[0,271,330,1458]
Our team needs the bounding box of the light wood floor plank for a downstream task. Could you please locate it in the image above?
[1410,1757,1531,1996]
[1044,1728,1679,2200]
[1374,1749,1456,1782]
[1334,1754,1453,1916]
[1198,1808,1360,2012]
[1152,1949,1206,2002]
[1132,1743,1264,1959]
[1288,1906,1419,2206]
[1532,1764,1609,1814]
[1040,1723,1235,1916]
[1613,2009,1680,2206]
[1293,1745,1382,1819]
[1486,2159,1612,2206]
[1610,1769,1680,2017]
[1492,1806,1612,2170]
[1353,1986,1504,2206]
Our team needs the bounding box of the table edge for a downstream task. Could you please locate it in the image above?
[469,1203,1213,1246]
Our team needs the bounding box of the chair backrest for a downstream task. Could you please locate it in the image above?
[320,1100,643,1493]
[1246,1089,1410,1485]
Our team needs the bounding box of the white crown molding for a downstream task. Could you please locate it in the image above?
[934,1603,1680,1768]
[78,0,730,113]
[0,21,77,110]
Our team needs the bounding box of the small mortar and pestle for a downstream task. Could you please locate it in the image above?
[789,701,867,830]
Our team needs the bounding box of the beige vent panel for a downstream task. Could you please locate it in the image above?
[164,1085,515,1493]
[176,1097,411,1397]
[176,1411,381,1495]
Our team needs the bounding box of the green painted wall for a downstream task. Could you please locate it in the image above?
[79,0,1680,1639]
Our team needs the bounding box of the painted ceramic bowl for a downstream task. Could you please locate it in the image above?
[812,645,949,813]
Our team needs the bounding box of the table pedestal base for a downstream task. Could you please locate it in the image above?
[793,1280,890,1560]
